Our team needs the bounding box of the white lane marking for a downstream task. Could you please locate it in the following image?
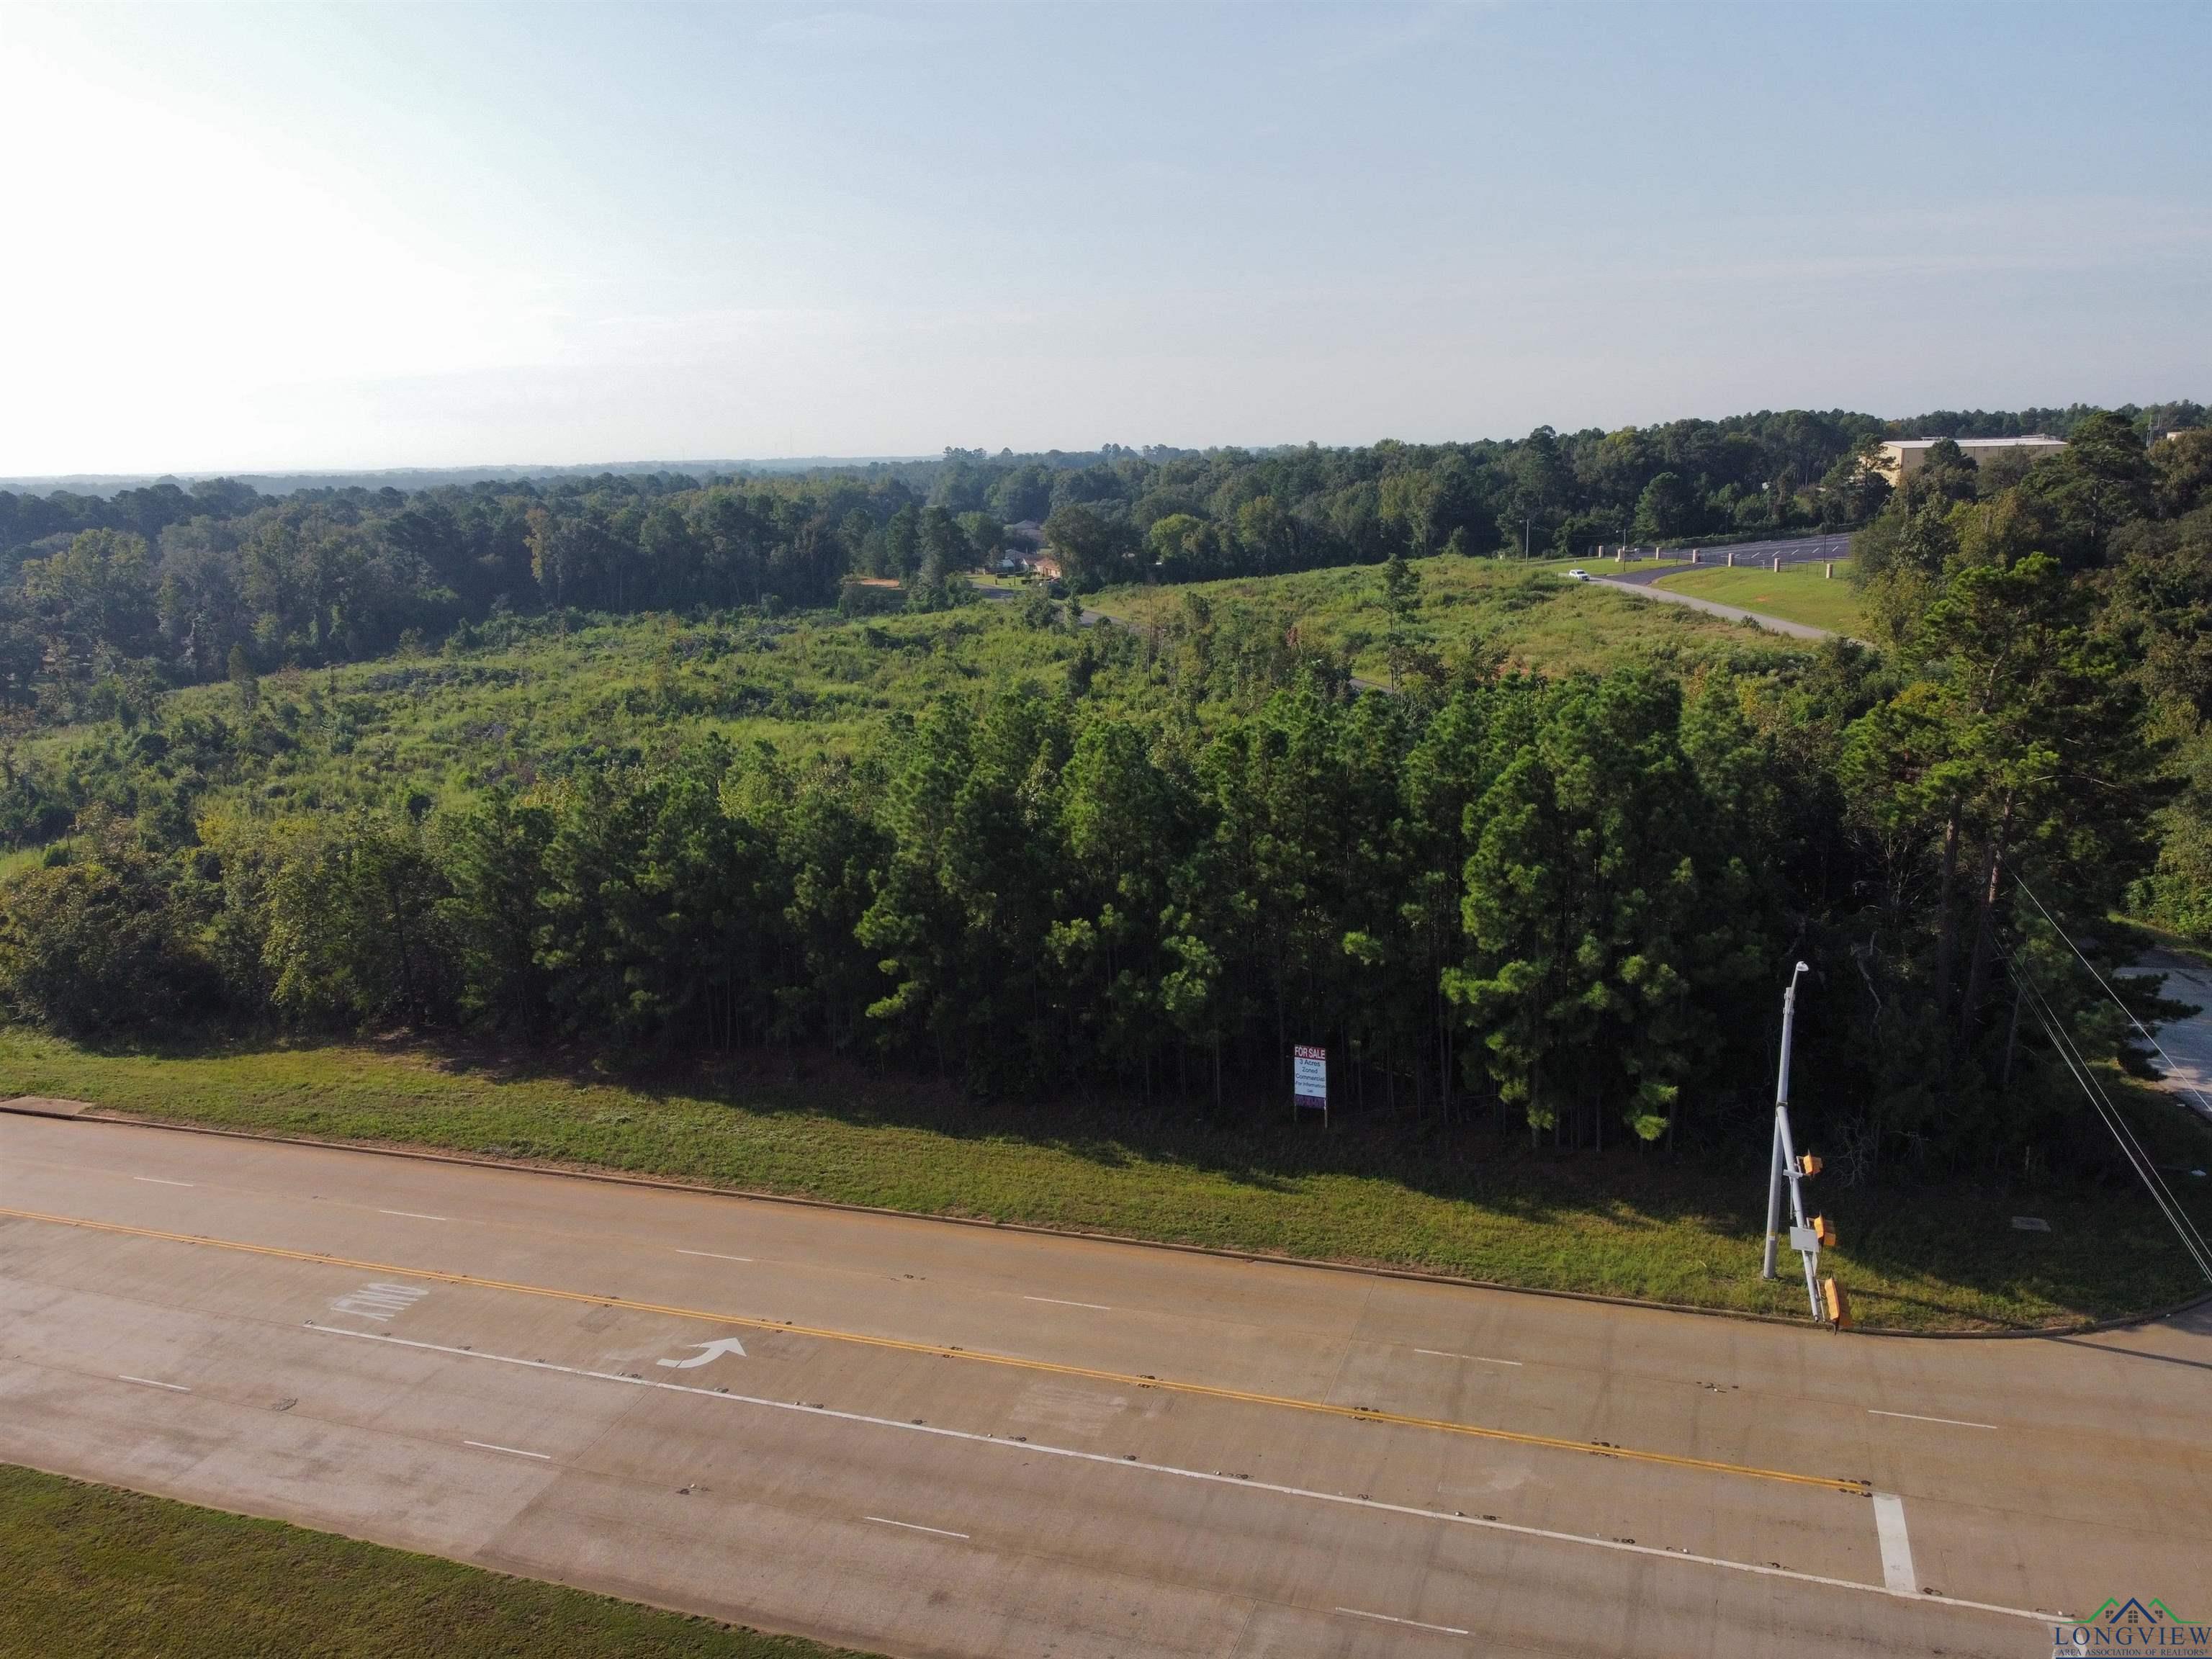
[308,1326,2064,1624]
[117,1375,189,1392]
[1868,1409,1997,1431]
[657,1337,747,1367]
[864,1516,971,1539]
[328,1282,428,1323]
[675,1249,754,1263]
[1415,1349,1523,1367]
[1872,1493,1916,1595]
[1335,1607,1470,1637]
[463,1440,551,1460]
[132,1177,194,1187]
[377,1210,448,1222]
[1022,1295,1112,1311]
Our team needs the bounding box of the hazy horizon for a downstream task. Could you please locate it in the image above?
[0,401,2182,501]
[6,1,2207,475]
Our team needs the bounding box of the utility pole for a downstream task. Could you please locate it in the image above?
[1760,961,1807,1280]
[1761,961,1842,1322]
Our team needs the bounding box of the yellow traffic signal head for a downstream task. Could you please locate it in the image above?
[1822,1277,1851,1328]
[1810,1215,1837,1249]
[1799,1154,1822,1177]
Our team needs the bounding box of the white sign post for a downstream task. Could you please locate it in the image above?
[1292,1044,1328,1125]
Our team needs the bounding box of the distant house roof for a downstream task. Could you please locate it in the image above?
[1004,519,1045,549]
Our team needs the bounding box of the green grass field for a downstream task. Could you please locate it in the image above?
[7,1029,2207,1332]
[1088,554,1817,684]
[0,1465,862,1659]
[1653,562,1866,636]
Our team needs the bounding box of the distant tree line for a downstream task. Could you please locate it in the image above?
[5,403,2203,726]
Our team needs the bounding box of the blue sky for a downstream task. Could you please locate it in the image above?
[4,1,2206,472]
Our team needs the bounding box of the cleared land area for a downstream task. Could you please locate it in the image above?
[24,560,1800,838]
[0,1465,853,1659]
[1086,554,1817,682]
[6,1033,2208,1332]
[1653,562,1867,636]
[21,601,1112,830]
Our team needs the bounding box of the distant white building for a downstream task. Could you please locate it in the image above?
[1875,435,2067,482]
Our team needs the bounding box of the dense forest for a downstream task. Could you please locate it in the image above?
[2,403,2208,1184]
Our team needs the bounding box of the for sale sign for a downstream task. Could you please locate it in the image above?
[1292,1045,1327,1107]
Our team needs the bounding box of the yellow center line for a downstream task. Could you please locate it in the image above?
[0,1203,1870,1496]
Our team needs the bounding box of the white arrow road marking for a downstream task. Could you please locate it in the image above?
[657,1336,748,1367]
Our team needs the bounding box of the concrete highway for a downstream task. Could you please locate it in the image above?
[3,1107,2206,1658]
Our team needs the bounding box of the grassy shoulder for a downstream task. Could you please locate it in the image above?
[1088,554,1815,682]
[1652,562,1866,635]
[6,1028,2208,1333]
[0,1464,862,1659]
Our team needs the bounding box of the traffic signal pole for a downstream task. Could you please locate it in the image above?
[1761,961,1808,1280]
[1760,962,1829,1320]
[1760,1107,1787,1281]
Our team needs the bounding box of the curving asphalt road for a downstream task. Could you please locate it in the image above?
[1574,535,1857,642]
[1584,576,1846,642]
[3,1107,2206,1659]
